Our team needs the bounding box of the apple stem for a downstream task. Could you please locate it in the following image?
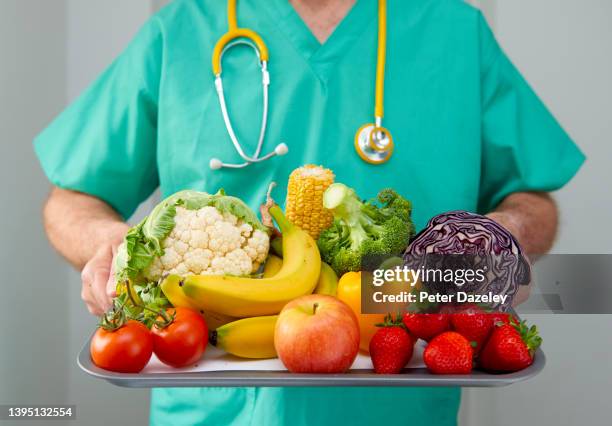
[313,303,319,315]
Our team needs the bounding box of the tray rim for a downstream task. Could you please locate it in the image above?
[77,336,546,388]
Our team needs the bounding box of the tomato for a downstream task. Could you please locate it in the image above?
[90,320,153,373]
[337,271,386,353]
[151,307,208,368]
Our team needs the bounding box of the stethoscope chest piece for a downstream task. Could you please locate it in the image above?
[354,123,394,164]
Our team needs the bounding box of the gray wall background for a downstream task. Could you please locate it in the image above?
[461,1,612,425]
[1,2,153,426]
[0,1,610,425]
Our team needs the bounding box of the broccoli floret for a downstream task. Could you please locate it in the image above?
[317,184,415,276]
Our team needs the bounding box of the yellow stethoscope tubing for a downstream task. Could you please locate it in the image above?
[354,0,394,164]
[212,0,269,75]
[212,29,269,75]
[374,0,386,120]
[227,0,238,31]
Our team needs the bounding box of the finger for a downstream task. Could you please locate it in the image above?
[82,245,115,315]
[81,283,93,305]
[106,278,117,299]
[81,281,102,316]
[87,303,103,317]
[92,269,113,313]
[89,245,114,311]
[106,250,117,299]
[81,262,94,290]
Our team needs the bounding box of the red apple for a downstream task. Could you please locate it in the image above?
[274,294,360,373]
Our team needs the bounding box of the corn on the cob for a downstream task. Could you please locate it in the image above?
[285,165,335,240]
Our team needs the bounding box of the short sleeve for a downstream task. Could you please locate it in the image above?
[34,17,164,219]
[477,13,585,213]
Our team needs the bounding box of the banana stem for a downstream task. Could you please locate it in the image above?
[261,181,293,233]
[269,205,292,233]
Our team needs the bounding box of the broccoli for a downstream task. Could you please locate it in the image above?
[317,183,415,276]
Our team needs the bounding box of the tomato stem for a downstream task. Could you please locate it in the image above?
[125,280,175,329]
[98,298,128,332]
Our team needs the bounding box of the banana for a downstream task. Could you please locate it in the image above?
[313,262,338,296]
[211,263,337,359]
[202,310,239,331]
[262,254,283,277]
[211,315,278,359]
[265,250,337,296]
[177,205,321,317]
[160,274,237,329]
[207,241,337,358]
[160,274,200,310]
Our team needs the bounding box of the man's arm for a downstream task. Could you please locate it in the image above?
[43,187,130,315]
[486,191,558,255]
[486,191,558,306]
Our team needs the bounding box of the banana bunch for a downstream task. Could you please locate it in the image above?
[206,262,338,358]
[159,204,339,359]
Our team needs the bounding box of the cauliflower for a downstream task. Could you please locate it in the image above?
[114,190,270,284]
[145,206,269,278]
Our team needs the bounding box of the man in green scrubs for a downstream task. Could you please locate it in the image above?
[35,1,584,425]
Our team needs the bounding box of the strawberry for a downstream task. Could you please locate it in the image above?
[450,305,494,355]
[490,312,515,326]
[449,304,518,356]
[369,316,415,374]
[423,331,473,374]
[479,319,542,373]
[402,313,450,341]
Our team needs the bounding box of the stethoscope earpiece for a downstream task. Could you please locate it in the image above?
[209,158,224,170]
[274,143,289,156]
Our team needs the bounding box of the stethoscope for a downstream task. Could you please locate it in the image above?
[209,0,393,170]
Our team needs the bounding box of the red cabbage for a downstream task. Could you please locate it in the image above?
[403,210,530,310]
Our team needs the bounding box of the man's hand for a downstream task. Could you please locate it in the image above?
[486,192,558,306]
[80,243,119,316]
[43,187,130,316]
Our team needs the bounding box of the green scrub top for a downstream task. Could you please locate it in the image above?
[34,0,584,425]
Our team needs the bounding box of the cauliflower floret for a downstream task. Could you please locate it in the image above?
[144,205,269,280]
[249,229,271,263]
[178,229,192,244]
[189,229,209,249]
[209,249,252,276]
[184,248,212,274]
[225,248,254,275]
[172,263,190,276]
[159,246,181,269]
[239,222,253,237]
[208,221,243,254]
[197,206,223,225]
[173,240,190,255]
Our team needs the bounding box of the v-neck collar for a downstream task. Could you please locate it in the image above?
[262,0,376,80]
